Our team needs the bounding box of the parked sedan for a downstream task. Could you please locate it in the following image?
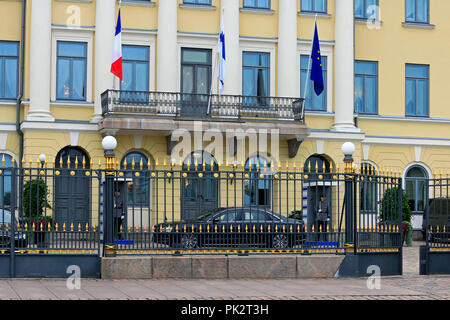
[0,209,28,248]
[153,207,306,250]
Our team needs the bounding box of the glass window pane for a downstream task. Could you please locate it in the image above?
[123,45,149,61]
[355,0,364,17]
[72,59,86,100]
[243,68,256,96]
[57,58,71,99]
[135,62,149,91]
[197,66,209,95]
[4,58,17,98]
[355,61,377,75]
[354,76,364,113]
[407,167,427,178]
[182,66,194,94]
[301,0,313,11]
[406,64,428,78]
[256,68,269,97]
[0,42,18,56]
[406,0,415,21]
[182,49,211,64]
[243,52,260,67]
[315,0,326,12]
[121,61,134,91]
[405,79,416,115]
[364,77,377,113]
[417,180,426,211]
[58,42,86,58]
[416,0,428,22]
[417,79,428,116]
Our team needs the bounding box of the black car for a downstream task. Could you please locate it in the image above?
[0,209,28,249]
[422,198,450,243]
[153,207,306,250]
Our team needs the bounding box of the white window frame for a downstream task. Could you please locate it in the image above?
[51,28,93,103]
[297,40,333,113]
[176,33,220,94]
[239,38,276,97]
[113,30,156,91]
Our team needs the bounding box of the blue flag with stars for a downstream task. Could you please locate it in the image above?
[310,22,324,96]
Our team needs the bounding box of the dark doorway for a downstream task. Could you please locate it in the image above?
[180,48,212,118]
[181,151,218,221]
[54,147,90,227]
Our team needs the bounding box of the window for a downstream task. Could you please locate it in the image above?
[301,0,327,13]
[0,41,19,100]
[405,166,428,214]
[183,0,212,5]
[215,210,238,222]
[242,210,269,221]
[181,48,212,110]
[0,154,16,209]
[244,156,271,207]
[355,61,378,114]
[56,41,87,101]
[406,64,429,117]
[360,163,377,213]
[301,55,327,111]
[243,52,270,106]
[405,0,429,23]
[121,152,149,206]
[243,0,270,9]
[121,45,149,92]
[355,0,378,19]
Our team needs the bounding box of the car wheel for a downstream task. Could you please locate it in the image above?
[181,233,198,249]
[272,234,288,249]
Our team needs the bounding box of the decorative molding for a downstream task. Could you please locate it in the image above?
[402,22,435,29]
[414,146,422,162]
[316,139,324,155]
[362,144,370,161]
[0,133,8,150]
[287,138,304,159]
[134,135,143,149]
[70,132,80,147]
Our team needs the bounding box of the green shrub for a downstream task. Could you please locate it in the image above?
[23,179,51,218]
[380,187,411,224]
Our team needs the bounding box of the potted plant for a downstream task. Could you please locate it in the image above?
[379,187,412,247]
[22,179,52,247]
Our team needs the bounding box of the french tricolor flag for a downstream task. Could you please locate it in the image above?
[111,8,122,81]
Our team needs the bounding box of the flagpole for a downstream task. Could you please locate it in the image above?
[302,14,318,119]
[207,8,224,115]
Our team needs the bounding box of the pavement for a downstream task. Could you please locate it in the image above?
[0,241,448,300]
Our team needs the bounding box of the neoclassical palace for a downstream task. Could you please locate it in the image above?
[0,0,449,234]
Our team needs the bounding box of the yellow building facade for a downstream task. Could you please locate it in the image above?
[0,0,449,232]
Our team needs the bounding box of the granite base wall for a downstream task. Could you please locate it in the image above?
[102,255,345,280]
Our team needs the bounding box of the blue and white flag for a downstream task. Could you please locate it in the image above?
[218,10,226,95]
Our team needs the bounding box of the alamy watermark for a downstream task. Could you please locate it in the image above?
[366,265,381,290]
[66,265,81,290]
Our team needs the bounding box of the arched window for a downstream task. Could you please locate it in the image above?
[360,163,377,213]
[0,153,16,209]
[244,156,271,206]
[405,165,428,214]
[121,152,149,206]
[304,155,331,180]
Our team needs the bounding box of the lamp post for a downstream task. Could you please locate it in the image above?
[102,136,117,257]
[342,142,356,251]
[39,154,46,168]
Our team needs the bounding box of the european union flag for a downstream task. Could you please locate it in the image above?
[310,22,324,96]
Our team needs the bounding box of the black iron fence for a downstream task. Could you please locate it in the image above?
[0,156,406,257]
[425,176,449,250]
[101,90,305,123]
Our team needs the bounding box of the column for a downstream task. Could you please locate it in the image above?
[91,0,116,123]
[277,0,298,98]
[221,0,240,96]
[157,0,178,92]
[333,0,359,132]
[27,0,54,122]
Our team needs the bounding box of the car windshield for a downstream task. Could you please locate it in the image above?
[0,210,11,224]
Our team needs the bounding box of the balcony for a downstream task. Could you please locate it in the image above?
[100,90,310,143]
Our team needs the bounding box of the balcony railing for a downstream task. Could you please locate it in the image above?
[101,90,305,123]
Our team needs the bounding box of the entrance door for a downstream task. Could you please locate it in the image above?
[181,151,218,221]
[54,147,90,227]
[180,48,212,118]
